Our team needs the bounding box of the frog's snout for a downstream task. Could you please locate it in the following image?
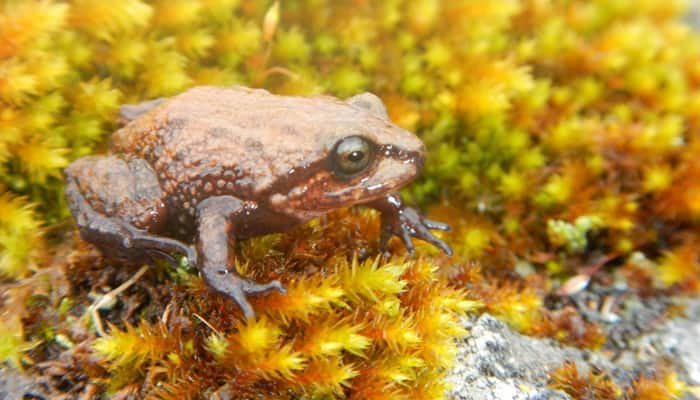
[413,147,426,172]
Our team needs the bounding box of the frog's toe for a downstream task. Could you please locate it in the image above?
[399,228,416,255]
[408,221,453,256]
[208,275,287,319]
[423,218,451,231]
[418,230,453,256]
[233,279,286,319]
[184,245,198,268]
[230,289,256,320]
[146,248,179,267]
[241,279,287,295]
[384,206,453,256]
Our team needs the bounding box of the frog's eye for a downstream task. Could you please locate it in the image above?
[331,136,375,177]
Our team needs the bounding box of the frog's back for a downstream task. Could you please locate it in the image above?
[111,86,361,200]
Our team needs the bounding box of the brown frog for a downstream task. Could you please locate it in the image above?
[65,86,451,318]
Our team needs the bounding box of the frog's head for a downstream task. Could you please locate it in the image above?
[267,92,426,220]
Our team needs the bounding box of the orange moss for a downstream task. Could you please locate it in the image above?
[656,241,700,293]
[628,370,690,400]
[549,361,622,400]
[530,308,607,350]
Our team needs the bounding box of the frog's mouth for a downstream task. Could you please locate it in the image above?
[324,155,420,203]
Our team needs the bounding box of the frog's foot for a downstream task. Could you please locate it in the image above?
[128,228,197,267]
[66,177,194,265]
[367,193,452,256]
[83,214,196,266]
[202,269,286,319]
[379,206,452,256]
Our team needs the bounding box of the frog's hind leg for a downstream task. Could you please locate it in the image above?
[64,155,196,266]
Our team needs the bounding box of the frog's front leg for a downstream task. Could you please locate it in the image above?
[366,193,453,256]
[196,196,286,319]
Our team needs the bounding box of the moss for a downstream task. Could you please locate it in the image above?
[549,361,622,400]
[36,210,474,398]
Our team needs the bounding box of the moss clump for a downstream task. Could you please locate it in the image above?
[550,361,694,400]
[549,361,622,400]
[1,209,478,398]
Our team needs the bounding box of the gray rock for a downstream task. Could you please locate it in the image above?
[617,298,700,387]
[447,298,700,400]
[447,315,581,400]
[661,304,700,385]
[0,367,48,400]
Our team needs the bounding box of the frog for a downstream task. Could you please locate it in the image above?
[64,86,452,319]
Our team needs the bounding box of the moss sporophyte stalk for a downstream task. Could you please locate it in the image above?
[1,0,700,398]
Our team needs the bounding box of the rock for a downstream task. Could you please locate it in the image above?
[447,298,700,400]
[0,367,49,400]
[447,315,587,400]
[617,298,700,387]
[658,301,700,385]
